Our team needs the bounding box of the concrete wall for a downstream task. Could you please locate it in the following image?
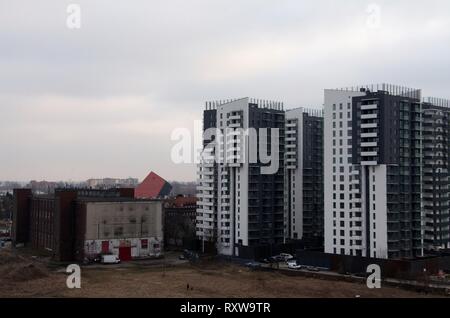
[81,201,163,260]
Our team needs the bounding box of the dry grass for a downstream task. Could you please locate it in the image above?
[0,250,442,298]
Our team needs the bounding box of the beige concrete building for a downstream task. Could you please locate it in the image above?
[75,199,163,262]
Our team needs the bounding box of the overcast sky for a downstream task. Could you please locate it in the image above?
[0,0,449,182]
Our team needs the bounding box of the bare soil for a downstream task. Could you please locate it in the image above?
[0,249,442,298]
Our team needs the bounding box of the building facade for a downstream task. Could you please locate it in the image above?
[285,108,324,248]
[196,98,285,256]
[164,196,197,248]
[13,188,163,262]
[324,84,450,260]
[422,98,450,251]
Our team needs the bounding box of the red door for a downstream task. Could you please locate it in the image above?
[101,241,109,254]
[119,246,132,261]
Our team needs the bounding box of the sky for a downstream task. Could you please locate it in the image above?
[0,0,450,182]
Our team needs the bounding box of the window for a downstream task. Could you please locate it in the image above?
[141,239,148,249]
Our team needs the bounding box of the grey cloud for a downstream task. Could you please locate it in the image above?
[0,0,449,181]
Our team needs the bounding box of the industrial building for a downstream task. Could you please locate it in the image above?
[12,188,163,262]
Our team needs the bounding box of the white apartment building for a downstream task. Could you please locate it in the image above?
[324,88,369,257]
[196,98,285,256]
[325,85,424,259]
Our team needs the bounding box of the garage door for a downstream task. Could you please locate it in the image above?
[119,246,132,261]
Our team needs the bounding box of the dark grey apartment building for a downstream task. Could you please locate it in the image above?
[422,98,450,252]
[285,108,324,249]
[325,84,450,260]
[196,98,285,256]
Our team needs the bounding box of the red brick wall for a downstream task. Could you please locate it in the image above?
[12,189,32,245]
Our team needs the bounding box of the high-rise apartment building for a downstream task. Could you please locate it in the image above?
[325,84,424,259]
[285,108,324,248]
[196,98,285,256]
[422,98,450,251]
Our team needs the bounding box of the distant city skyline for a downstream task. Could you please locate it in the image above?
[1,0,450,181]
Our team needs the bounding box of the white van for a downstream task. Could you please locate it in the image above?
[101,254,121,264]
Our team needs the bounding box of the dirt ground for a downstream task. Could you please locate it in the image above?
[0,249,443,298]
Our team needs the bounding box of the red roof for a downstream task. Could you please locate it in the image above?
[134,171,169,199]
[167,196,197,208]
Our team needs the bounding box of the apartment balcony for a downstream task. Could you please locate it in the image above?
[198,200,214,207]
[361,104,378,110]
[361,160,378,166]
[361,132,378,138]
[361,113,378,120]
[361,142,378,148]
[361,122,378,129]
[197,193,214,200]
[228,115,241,120]
[361,151,378,157]
[197,215,215,223]
[197,185,214,191]
[196,208,212,214]
[286,152,297,158]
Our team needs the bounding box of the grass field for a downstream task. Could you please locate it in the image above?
[0,248,442,298]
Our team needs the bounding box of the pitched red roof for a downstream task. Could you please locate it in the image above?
[134,171,171,199]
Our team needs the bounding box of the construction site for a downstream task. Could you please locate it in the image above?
[0,248,447,298]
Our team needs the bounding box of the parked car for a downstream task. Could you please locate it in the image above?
[101,254,121,264]
[178,254,186,260]
[279,253,294,261]
[286,260,297,266]
[288,263,303,270]
[270,255,285,262]
[245,262,262,269]
[306,266,320,272]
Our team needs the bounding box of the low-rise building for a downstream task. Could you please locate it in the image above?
[164,195,197,248]
[12,188,163,262]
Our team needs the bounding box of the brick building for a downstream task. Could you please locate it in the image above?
[12,188,163,262]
